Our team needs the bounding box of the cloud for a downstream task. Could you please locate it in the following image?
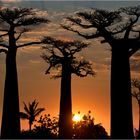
[1,0,21,2]
[92,62,110,73]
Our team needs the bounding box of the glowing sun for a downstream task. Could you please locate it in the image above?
[73,114,81,122]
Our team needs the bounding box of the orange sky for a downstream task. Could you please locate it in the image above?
[0,1,140,135]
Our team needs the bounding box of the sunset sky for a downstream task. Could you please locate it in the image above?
[0,0,140,135]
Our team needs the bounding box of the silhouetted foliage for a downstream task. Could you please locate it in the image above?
[132,79,140,97]
[20,100,45,131]
[20,114,58,139]
[62,6,140,138]
[0,7,49,138]
[132,78,140,139]
[34,114,58,138]
[41,37,95,138]
[41,37,94,78]
[20,112,109,139]
[73,111,109,139]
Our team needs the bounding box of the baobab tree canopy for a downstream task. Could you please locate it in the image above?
[0,7,49,51]
[62,6,140,55]
[41,36,95,78]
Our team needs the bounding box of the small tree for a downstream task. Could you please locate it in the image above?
[0,7,49,138]
[41,36,95,138]
[34,114,59,138]
[62,6,140,138]
[132,78,140,139]
[20,100,45,131]
[20,114,58,139]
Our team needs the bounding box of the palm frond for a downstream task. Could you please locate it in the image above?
[23,102,30,115]
[21,100,45,128]
[20,112,29,120]
[34,108,45,117]
[32,100,39,111]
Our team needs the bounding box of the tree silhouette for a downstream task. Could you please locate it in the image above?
[62,6,140,138]
[20,100,45,131]
[73,111,109,139]
[33,114,59,138]
[131,78,140,139]
[0,8,49,138]
[20,114,58,139]
[41,36,95,138]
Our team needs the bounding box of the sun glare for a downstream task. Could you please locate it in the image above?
[73,114,81,122]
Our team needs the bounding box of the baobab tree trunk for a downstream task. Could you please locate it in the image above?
[1,48,20,138]
[110,46,134,138]
[59,63,73,139]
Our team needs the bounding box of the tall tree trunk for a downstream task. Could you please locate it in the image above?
[1,48,20,138]
[59,63,73,139]
[110,46,134,138]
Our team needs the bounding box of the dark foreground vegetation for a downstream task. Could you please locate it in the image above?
[20,111,109,139]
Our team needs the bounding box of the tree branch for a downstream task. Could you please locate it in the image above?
[16,17,49,27]
[129,46,140,57]
[0,42,9,48]
[129,43,140,57]
[17,41,42,48]
[124,16,139,39]
[132,92,139,100]
[15,28,29,41]
[0,29,9,32]
[110,22,131,35]
[61,24,100,39]
[66,17,94,29]
[45,65,51,74]
[120,6,140,39]
[0,33,8,37]
[16,33,22,41]
[0,48,8,54]
[72,60,95,77]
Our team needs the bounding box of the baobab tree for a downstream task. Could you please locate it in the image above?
[41,36,94,138]
[62,6,140,138]
[131,78,140,139]
[20,100,45,131]
[0,8,49,138]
